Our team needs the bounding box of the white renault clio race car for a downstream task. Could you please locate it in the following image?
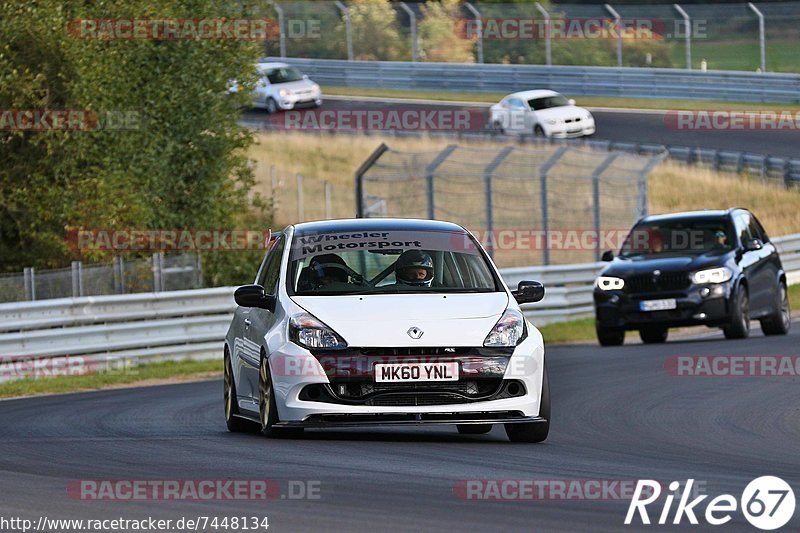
[223,218,549,442]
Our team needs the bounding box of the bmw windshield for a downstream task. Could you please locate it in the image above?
[528,95,569,110]
[288,229,501,295]
[619,218,735,259]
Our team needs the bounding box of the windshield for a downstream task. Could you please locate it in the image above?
[619,219,735,258]
[528,95,569,110]
[288,229,500,295]
[265,66,304,84]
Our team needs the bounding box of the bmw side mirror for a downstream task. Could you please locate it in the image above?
[601,250,614,262]
[234,284,276,311]
[744,238,763,252]
[512,280,545,305]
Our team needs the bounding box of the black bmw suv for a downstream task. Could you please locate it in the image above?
[594,208,790,345]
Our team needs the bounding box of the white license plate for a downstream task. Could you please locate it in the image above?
[374,362,459,383]
[639,299,677,312]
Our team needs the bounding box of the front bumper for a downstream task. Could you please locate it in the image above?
[594,281,733,330]
[549,121,595,138]
[274,412,546,428]
[278,93,322,110]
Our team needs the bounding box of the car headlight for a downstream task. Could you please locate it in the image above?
[289,312,348,350]
[595,276,625,291]
[311,83,320,93]
[484,308,526,347]
[547,119,558,125]
[691,267,732,285]
[279,88,290,98]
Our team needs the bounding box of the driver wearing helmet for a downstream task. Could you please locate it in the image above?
[394,250,434,287]
[307,254,350,288]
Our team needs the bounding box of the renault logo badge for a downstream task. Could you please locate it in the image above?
[407,327,423,339]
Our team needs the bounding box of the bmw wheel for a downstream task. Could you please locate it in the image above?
[723,286,750,339]
[761,282,791,335]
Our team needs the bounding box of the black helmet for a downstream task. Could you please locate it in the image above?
[309,254,349,285]
[395,250,434,287]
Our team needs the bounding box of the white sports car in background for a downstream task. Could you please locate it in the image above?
[230,61,322,113]
[223,218,550,442]
[489,90,595,138]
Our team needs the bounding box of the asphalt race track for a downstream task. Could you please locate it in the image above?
[2,324,798,532]
[243,97,800,160]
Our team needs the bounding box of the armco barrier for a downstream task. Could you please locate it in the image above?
[1,233,798,381]
[277,58,800,104]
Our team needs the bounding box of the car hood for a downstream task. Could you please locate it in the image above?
[534,105,590,120]
[290,293,509,347]
[271,79,316,93]
[602,252,733,277]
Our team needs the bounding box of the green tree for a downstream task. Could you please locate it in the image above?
[418,0,474,63]
[333,0,406,61]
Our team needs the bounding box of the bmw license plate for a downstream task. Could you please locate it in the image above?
[639,299,677,312]
[374,362,459,383]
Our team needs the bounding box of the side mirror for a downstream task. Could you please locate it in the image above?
[303,74,309,80]
[744,238,763,252]
[512,280,545,305]
[234,284,276,311]
[601,250,615,262]
[568,98,576,105]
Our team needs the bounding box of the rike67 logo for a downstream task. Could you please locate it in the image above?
[625,477,795,530]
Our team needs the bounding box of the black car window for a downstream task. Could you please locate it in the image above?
[529,95,569,110]
[257,235,286,295]
[746,213,766,242]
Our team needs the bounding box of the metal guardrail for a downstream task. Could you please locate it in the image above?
[1,233,798,381]
[278,57,800,104]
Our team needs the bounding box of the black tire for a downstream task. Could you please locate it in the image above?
[265,98,278,114]
[492,121,506,135]
[457,424,493,435]
[534,124,546,137]
[596,323,625,346]
[259,355,303,438]
[639,326,668,344]
[224,351,256,433]
[761,281,791,336]
[505,366,549,443]
[723,285,750,339]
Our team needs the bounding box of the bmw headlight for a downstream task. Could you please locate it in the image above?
[289,312,348,350]
[595,276,625,291]
[484,308,526,347]
[691,267,732,285]
[547,119,558,125]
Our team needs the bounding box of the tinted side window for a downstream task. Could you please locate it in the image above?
[747,214,767,242]
[733,213,751,246]
[257,235,286,295]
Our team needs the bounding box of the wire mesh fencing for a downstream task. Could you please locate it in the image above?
[356,142,665,268]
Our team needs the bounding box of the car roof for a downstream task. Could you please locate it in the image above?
[291,218,467,234]
[256,62,289,72]
[504,90,560,101]
[640,209,735,224]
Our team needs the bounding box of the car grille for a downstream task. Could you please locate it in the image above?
[625,272,690,293]
[564,117,582,123]
[368,393,474,407]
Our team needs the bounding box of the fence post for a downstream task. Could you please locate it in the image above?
[425,145,458,220]
[591,154,620,261]
[604,4,623,67]
[152,253,163,292]
[539,146,569,266]
[113,256,126,294]
[747,3,766,73]
[673,4,692,70]
[324,181,332,219]
[399,2,418,62]
[483,147,515,259]
[23,267,36,301]
[71,260,84,297]
[637,153,667,218]
[296,173,305,221]
[268,1,286,58]
[354,143,390,217]
[535,3,552,66]
[464,2,484,64]
[195,253,204,289]
[334,0,354,61]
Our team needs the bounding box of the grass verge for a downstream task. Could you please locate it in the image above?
[0,358,220,399]
[324,86,800,112]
